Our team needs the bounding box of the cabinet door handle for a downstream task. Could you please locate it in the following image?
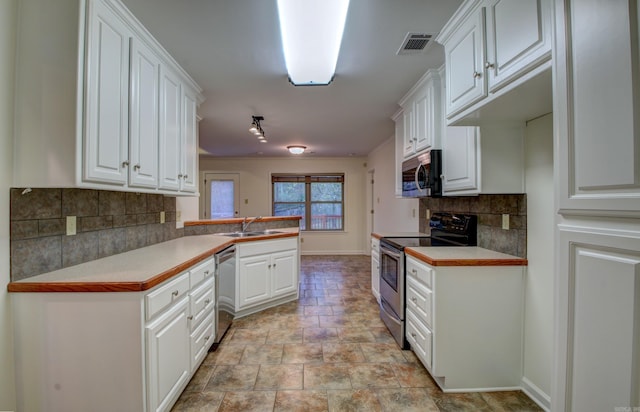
[204,335,210,341]
[268,264,272,269]
[122,161,129,168]
[204,270,210,275]
[183,174,188,179]
[133,164,140,171]
[484,61,494,69]
[411,269,417,275]
[473,71,482,79]
[273,263,276,268]
[178,174,183,179]
[411,297,417,303]
[171,290,179,297]
[204,299,211,306]
[411,332,417,338]
[187,315,193,321]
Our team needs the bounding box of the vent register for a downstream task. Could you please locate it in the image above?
[397,32,435,55]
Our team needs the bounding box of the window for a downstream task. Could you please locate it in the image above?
[203,173,239,219]
[272,174,344,231]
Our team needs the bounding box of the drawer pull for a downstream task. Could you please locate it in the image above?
[411,297,417,303]
[473,71,482,79]
[204,299,211,306]
[411,332,417,338]
[204,335,210,341]
[171,290,179,297]
[411,269,417,274]
[187,315,193,321]
[204,270,210,275]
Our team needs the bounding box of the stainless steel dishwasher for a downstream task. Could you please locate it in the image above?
[212,244,236,348]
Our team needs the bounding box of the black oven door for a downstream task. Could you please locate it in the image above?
[379,243,404,318]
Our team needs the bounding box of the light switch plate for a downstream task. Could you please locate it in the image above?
[502,214,510,230]
[66,216,76,236]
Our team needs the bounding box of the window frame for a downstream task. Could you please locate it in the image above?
[272,173,345,232]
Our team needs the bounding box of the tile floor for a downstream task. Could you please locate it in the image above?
[172,255,542,412]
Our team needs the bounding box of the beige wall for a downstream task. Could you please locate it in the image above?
[199,156,368,254]
[366,137,419,233]
[522,113,554,403]
[1,0,17,409]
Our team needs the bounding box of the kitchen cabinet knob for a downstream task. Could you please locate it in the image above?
[178,174,184,179]
[187,315,193,321]
[411,297,417,303]
[204,299,210,306]
[204,270,209,275]
[411,332,417,338]
[171,290,179,297]
[473,71,482,79]
[122,161,129,168]
[268,264,272,269]
[204,335,210,341]
[133,164,140,171]
[485,61,494,69]
[411,269,417,274]
[183,174,188,179]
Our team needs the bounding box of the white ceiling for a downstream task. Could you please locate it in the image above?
[120,0,463,157]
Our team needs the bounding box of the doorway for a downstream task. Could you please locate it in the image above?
[202,173,240,219]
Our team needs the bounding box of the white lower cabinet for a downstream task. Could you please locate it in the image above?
[146,295,190,412]
[405,255,524,391]
[12,257,216,412]
[236,238,299,315]
[371,237,380,301]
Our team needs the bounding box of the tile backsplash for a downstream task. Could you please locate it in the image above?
[419,194,527,258]
[10,188,183,281]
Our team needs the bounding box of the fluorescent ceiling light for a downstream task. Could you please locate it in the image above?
[287,145,306,154]
[277,0,350,86]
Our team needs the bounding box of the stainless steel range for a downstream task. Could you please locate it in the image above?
[379,213,477,349]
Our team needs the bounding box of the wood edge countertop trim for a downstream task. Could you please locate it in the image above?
[8,232,299,293]
[404,248,528,267]
[184,216,302,226]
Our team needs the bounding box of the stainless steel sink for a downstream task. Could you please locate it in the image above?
[217,230,283,238]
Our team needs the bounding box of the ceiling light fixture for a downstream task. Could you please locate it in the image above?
[287,145,306,155]
[249,116,266,141]
[277,0,350,86]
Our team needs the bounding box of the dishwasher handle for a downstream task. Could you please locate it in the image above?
[215,245,236,265]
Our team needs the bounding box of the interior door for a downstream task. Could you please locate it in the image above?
[203,173,240,219]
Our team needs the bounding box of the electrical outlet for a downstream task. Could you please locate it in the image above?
[176,211,182,222]
[160,211,165,224]
[426,209,431,220]
[66,216,76,236]
[244,199,248,204]
[300,238,304,243]
[502,214,510,230]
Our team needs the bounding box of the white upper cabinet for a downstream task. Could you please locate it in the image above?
[159,68,183,192]
[484,0,552,92]
[84,0,131,186]
[554,0,640,216]
[129,38,161,189]
[12,0,203,196]
[442,126,478,194]
[437,0,552,125]
[399,69,441,158]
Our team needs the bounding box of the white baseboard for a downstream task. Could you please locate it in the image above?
[520,377,551,411]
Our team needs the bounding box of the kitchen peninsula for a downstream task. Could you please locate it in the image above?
[8,224,299,412]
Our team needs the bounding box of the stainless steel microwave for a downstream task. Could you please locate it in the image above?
[401,149,442,198]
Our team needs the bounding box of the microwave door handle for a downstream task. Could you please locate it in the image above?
[414,165,421,191]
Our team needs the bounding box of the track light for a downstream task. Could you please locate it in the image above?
[249,116,265,137]
[287,145,306,155]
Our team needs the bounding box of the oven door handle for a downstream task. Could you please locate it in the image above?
[380,298,402,322]
[380,246,402,260]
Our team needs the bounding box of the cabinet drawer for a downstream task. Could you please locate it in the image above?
[190,278,215,331]
[190,311,214,370]
[145,272,190,321]
[406,309,432,370]
[189,257,214,288]
[406,257,433,288]
[406,275,433,328]
[238,238,297,257]
[371,237,380,250]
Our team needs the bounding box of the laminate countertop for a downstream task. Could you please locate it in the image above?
[8,228,299,293]
[371,232,430,239]
[405,246,527,267]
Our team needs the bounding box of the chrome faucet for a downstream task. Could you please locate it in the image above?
[241,216,262,232]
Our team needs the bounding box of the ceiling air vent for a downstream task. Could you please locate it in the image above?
[396,33,435,55]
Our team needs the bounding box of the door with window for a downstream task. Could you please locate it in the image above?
[203,173,240,219]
